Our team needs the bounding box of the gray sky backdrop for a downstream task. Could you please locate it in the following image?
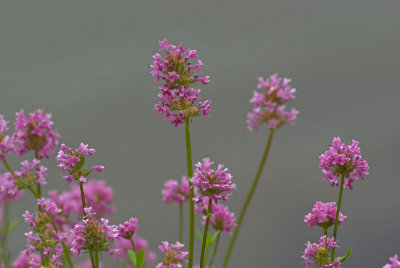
[1,0,399,267]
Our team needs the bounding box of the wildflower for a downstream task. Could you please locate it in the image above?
[13,251,41,268]
[156,241,188,268]
[117,218,139,239]
[116,236,156,266]
[76,259,104,268]
[162,175,190,204]
[304,201,346,229]
[13,109,59,159]
[56,143,104,184]
[0,172,23,204]
[0,114,15,164]
[191,158,236,203]
[201,202,236,234]
[13,159,48,188]
[383,254,400,268]
[247,74,299,131]
[319,137,369,190]
[150,39,211,128]
[302,236,341,268]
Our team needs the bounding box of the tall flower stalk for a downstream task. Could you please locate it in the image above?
[223,74,298,268]
[150,39,211,268]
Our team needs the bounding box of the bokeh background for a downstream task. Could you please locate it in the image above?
[1,0,399,267]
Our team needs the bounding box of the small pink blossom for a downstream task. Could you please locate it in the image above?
[0,114,15,164]
[13,251,41,268]
[117,218,139,239]
[302,236,341,268]
[383,254,400,268]
[162,176,190,204]
[0,172,23,204]
[304,201,346,229]
[156,241,188,268]
[201,202,236,234]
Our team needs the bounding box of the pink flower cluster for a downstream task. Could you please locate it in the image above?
[13,251,41,268]
[13,109,60,159]
[150,39,211,127]
[0,173,23,204]
[117,218,139,239]
[302,236,341,268]
[162,175,190,204]
[201,202,236,235]
[15,159,48,185]
[57,143,104,184]
[247,74,299,131]
[0,115,15,163]
[383,255,400,268]
[304,201,346,229]
[156,241,188,268]
[319,137,369,190]
[191,158,236,203]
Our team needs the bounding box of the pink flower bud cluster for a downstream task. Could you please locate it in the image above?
[150,39,211,128]
[15,159,48,186]
[156,241,188,268]
[319,137,369,190]
[0,172,23,204]
[200,202,236,235]
[13,251,41,268]
[0,115,15,163]
[304,201,346,229]
[117,218,139,239]
[383,254,400,268]
[302,236,341,268]
[162,175,190,204]
[247,74,299,131]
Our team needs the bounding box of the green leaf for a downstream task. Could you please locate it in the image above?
[339,246,353,263]
[136,248,146,268]
[205,232,212,247]
[196,229,203,241]
[6,220,18,234]
[210,231,220,245]
[128,250,136,267]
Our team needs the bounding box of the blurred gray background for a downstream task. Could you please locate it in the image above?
[1,0,399,267]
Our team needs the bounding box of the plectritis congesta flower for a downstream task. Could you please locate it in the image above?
[57,143,104,184]
[302,236,341,268]
[0,172,23,204]
[191,158,236,203]
[156,241,188,268]
[117,218,139,240]
[319,137,369,190]
[13,159,48,189]
[162,175,190,204]
[201,202,236,235]
[383,254,400,268]
[0,114,15,163]
[13,109,59,159]
[150,39,211,128]
[304,201,346,229]
[247,74,299,131]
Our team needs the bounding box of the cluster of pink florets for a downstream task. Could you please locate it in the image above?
[302,236,341,268]
[191,158,236,203]
[383,254,400,268]
[162,175,190,204]
[0,173,23,203]
[150,39,211,127]
[247,74,299,131]
[200,202,236,235]
[304,201,346,228]
[319,137,369,190]
[156,241,189,268]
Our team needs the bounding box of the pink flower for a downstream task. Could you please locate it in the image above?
[13,251,41,268]
[0,114,15,164]
[117,218,139,239]
[162,176,190,204]
[201,202,236,234]
[76,259,104,268]
[302,236,341,268]
[191,158,236,203]
[57,143,104,184]
[0,172,23,204]
[15,159,48,185]
[247,74,299,131]
[383,254,400,268]
[116,236,156,266]
[150,39,211,128]
[319,137,369,190]
[156,241,188,268]
[304,201,347,229]
[13,109,59,159]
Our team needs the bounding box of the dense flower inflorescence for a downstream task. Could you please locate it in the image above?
[150,39,211,127]
[319,137,369,190]
[57,143,104,184]
[383,255,400,268]
[162,175,190,204]
[156,241,188,268]
[70,208,119,256]
[191,158,236,203]
[201,202,236,234]
[13,109,59,159]
[14,159,48,187]
[13,251,41,268]
[0,173,23,204]
[117,218,139,239]
[302,236,341,268]
[0,114,15,163]
[247,74,299,131]
[304,201,346,229]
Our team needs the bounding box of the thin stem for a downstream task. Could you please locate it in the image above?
[200,199,212,268]
[184,118,195,268]
[129,237,137,254]
[331,175,345,260]
[204,242,210,267]
[222,130,275,268]
[1,202,10,268]
[95,251,99,268]
[89,251,95,268]
[35,150,42,211]
[79,182,87,216]
[324,227,328,237]
[179,203,183,242]
[208,232,221,268]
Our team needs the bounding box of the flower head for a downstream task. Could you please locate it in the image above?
[0,114,15,164]
[150,39,211,128]
[0,172,23,204]
[201,202,236,234]
[319,137,369,190]
[13,109,59,159]
[302,236,341,268]
[247,74,298,131]
[14,159,48,187]
[57,143,104,184]
[156,241,188,268]
[191,158,236,203]
[383,254,400,268]
[117,218,139,239]
[304,201,346,229]
[13,251,41,268]
[162,175,190,204]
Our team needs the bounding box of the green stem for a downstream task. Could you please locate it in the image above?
[79,182,87,216]
[204,243,210,268]
[35,150,42,211]
[331,175,345,260]
[324,227,328,237]
[179,203,183,242]
[129,237,137,254]
[95,251,99,268]
[1,202,10,268]
[200,199,212,268]
[222,130,275,268]
[90,252,95,268]
[184,118,195,268]
[208,232,221,268]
